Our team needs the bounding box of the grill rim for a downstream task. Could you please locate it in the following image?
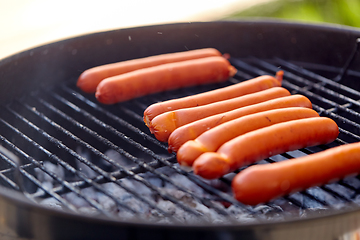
[1,19,360,238]
[1,182,360,239]
[1,182,360,228]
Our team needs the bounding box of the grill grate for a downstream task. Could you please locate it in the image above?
[0,56,360,224]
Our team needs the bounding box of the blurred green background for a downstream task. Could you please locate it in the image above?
[228,0,360,28]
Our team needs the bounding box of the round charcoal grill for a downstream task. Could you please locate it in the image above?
[0,20,360,240]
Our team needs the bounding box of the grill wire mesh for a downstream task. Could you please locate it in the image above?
[0,56,360,225]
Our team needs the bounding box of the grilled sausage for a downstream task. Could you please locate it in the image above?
[176,107,320,166]
[232,141,360,205]
[77,48,222,93]
[193,117,339,179]
[168,95,313,153]
[95,56,237,104]
[149,87,290,142]
[144,71,284,126]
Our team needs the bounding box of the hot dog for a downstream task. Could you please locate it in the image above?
[193,117,339,179]
[149,87,290,142]
[168,95,313,153]
[77,48,222,93]
[176,107,320,167]
[144,71,284,126]
[232,141,360,205]
[95,56,237,104]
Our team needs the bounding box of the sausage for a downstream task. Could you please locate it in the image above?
[95,56,237,104]
[168,94,313,153]
[232,141,360,205]
[176,107,320,167]
[77,48,222,93]
[143,71,284,126]
[149,87,290,142]
[193,117,339,179]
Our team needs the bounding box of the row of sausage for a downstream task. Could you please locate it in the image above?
[76,48,360,206]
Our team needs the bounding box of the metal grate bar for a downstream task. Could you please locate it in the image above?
[232,57,360,99]
[44,90,246,219]
[0,152,20,190]
[25,94,207,219]
[230,58,360,143]
[0,117,137,217]
[0,131,81,212]
[281,81,360,139]
[254,59,360,113]
[275,58,360,97]
[4,103,178,221]
[58,86,254,217]
[151,159,255,214]
[233,57,360,101]
[312,105,360,142]
[42,91,170,162]
[60,85,168,150]
[18,101,169,210]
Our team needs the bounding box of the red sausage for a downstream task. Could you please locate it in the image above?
[232,142,360,205]
[193,117,339,179]
[176,107,320,167]
[95,56,237,104]
[143,71,284,125]
[77,48,222,93]
[149,87,290,142]
[168,94,313,153]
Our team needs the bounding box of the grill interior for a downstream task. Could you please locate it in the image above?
[1,48,360,226]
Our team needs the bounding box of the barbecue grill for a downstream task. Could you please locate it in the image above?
[0,20,360,240]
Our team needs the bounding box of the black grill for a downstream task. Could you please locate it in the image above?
[1,48,360,226]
